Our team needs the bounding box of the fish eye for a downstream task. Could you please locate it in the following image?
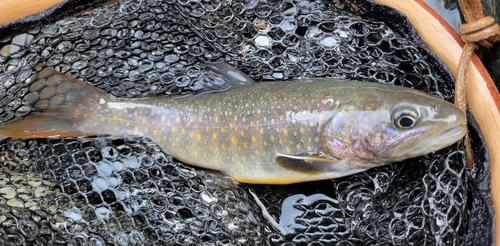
[391,103,419,129]
[394,113,417,129]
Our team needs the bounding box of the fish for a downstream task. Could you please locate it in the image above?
[0,62,466,184]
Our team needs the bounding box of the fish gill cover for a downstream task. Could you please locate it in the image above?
[0,0,493,245]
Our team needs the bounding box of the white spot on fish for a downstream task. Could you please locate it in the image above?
[322,96,337,107]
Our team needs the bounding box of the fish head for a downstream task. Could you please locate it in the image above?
[323,86,466,167]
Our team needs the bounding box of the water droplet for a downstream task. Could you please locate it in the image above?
[72,60,88,70]
[0,45,20,56]
[92,177,109,192]
[46,54,63,66]
[306,27,322,39]
[164,54,179,64]
[63,51,80,63]
[319,36,339,47]
[42,25,61,37]
[254,35,271,47]
[335,29,349,38]
[128,70,143,80]
[138,59,154,71]
[12,34,33,46]
[95,206,111,220]
[281,20,296,31]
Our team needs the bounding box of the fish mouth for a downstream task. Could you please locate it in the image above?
[411,124,466,155]
[385,124,466,162]
[431,125,466,144]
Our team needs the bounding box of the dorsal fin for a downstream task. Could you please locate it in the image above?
[192,61,256,95]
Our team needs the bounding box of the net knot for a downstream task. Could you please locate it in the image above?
[460,16,500,47]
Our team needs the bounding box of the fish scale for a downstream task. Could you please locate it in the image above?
[0,63,466,184]
[75,80,337,182]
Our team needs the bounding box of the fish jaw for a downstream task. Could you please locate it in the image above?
[398,119,466,160]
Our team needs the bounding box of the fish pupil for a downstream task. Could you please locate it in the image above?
[397,116,415,128]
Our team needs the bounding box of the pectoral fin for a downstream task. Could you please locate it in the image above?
[274,154,344,175]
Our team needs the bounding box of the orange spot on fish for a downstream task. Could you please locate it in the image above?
[220,127,226,133]
[221,144,226,151]
[162,135,167,141]
[90,114,95,119]
[300,127,306,134]
[283,129,288,136]
[197,134,202,142]
[251,135,257,143]
[99,117,105,122]
[259,128,264,135]
[125,121,131,127]
[144,128,149,133]
[240,131,245,137]
[141,118,146,124]
[181,128,186,134]
[262,151,267,157]
[153,129,158,135]
[209,145,213,151]
[206,126,209,132]
[190,132,194,138]
[243,142,248,150]
[270,135,275,141]
[230,136,237,145]
[171,126,177,132]
[112,116,118,121]
[212,133,217,140]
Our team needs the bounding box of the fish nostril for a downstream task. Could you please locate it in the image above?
[431,105,440,114]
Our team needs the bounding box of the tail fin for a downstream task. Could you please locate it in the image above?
[0,68,110,138]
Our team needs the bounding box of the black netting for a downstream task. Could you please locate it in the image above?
[0,0,493,245]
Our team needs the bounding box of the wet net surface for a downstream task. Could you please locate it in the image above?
[0,0,493,245]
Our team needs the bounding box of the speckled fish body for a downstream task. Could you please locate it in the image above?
[0,64,466,184]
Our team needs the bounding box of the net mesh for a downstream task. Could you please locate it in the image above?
[0,0,493,245]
